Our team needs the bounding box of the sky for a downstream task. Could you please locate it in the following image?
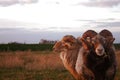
[0,0,120,43]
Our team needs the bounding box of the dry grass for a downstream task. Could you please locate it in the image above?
[0,51,64,70]
[0,51,73,80]
[0,50,119,80]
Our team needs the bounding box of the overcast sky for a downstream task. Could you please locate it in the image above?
[0,0,120,43]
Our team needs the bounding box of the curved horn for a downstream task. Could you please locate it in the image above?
[82,30,97,39]
[99,29,113,38]
[80,38,91,50]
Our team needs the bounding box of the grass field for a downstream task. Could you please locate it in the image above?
[0,51,120,80]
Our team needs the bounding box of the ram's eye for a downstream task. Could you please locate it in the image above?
[86,37,91,42]
[91,39,96,44]
[102,38,106,44]
[103,40,106,44]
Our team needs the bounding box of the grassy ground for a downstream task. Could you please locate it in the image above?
[0,51,119,80]
[0,68,74,80]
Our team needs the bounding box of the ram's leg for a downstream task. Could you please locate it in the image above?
[75,49,95,80]
[63,62,80,80]
[105,65,116,80]
[82,65,95,80]
[76,65,95,80]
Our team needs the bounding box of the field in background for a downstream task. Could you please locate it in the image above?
[0,43,54,51]
[0,51,120,80]
[0,43,120,51]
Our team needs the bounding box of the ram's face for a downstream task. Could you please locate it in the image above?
[53,41,63,52]
[53,35,78,53]
[91,35,106,56]
[81,34,115,57]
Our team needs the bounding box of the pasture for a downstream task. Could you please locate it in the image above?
[0,50,120,80]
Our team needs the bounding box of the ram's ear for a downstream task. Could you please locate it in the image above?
[80,38,90,50]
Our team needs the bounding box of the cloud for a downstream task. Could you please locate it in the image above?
[74,19,95,22]
[95,21,120,28]
[0,18,41,29]
[45,1,60,5]
[0,27,27,33]
[74,18,120,32]
[86,19,120,32]
[76,18,120,28]
[87,18,120,28]
[0,0,38,6]
[0,27,119,43]
[78,0,120,7]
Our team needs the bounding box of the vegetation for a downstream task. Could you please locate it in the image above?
[0,51,74,80]
[0,51,119,80]
[0,43,54,51]
[0,42,119,80]
[0,43,119,52]
[114,43,120,50]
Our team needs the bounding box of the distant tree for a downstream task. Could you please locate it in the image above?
[40,39,57,44]
[8,42,23,44]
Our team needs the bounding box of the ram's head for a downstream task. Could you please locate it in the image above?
[53,35,80,53]
[80,34,115,57]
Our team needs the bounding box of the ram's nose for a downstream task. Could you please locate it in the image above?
[96,44,105,56]
[97,49,103,53]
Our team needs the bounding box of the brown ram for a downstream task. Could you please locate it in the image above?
[76,29,117,80]
[53,35,82,80]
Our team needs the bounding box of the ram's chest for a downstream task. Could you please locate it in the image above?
[96,57,111,70]
[60,52,67,61]
[85,53,111,71]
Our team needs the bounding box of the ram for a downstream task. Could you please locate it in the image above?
[76,30,117,80]
[53,35,82,80]
[99,29,117,80]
